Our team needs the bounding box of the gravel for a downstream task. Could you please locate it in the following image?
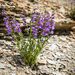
[0,32,75,75]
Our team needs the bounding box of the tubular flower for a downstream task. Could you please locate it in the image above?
[32,26,38,38]
[4,16,21,34]
[4,16,12,34]
[31,12,40,23]
[11,17,22,33]
[2,9,6,16]
[14,21,22,33]
[31,12,55,37]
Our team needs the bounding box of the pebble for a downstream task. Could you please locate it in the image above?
[55,52,64,57]
[6,63,16,70]
[10,72,16,75]
[49,43,57,50]
[59,36,67,42]
[0,63,5,69]
[47,59,57,65]
[37,59,47,65]
[38,65,50,74]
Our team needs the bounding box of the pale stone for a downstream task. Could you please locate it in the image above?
[0,63,5,69]
[72,26,75,31]
[59,6,65,14]
[37,59,47,65]
[6,64,16,70]
[49,43,57,50]
[26,17,31,23]
[55,52,64,56]
[47,59,57,65]
[38,65,50,74]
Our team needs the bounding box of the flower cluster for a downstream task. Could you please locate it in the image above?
[31,12,55,37]
[2,9,55,37]
[3,16,22,34]
[11,17,22,33]
[2,9,22,34]
[4,16,12,34]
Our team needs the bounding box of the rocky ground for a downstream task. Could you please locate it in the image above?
[0,31,75,75]
[0,0,75,75]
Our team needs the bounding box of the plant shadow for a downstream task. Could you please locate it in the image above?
[12,55,25,67]
[12,54,39,70]
[54,30,71,36]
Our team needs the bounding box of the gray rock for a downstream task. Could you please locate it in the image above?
[59,6,65,14]
[25,67,30,74]
[49,43,57,51]
[47,59,57,65]
[53,71,65,75]
[31,71,37,75]
[10,72,16,75]
[6,63,16,70]
[38,65,50,74]
[0,63,5,69]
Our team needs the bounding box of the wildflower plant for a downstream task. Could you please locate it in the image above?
[2,9,55,66]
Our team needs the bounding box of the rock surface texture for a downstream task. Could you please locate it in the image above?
[0,0,75,75]
[0,0,75,40]
[0,32,75,75]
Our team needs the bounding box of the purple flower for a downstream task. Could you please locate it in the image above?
[3,16,12,34]
[33,33,37,38]
[45,16,50,21]
[44,27,50,32]
[21,15,26,25]
[31,12,40,22]
[2,9,6,16]
[31,15,37,22]
[38,25,43,29]
[4,15,22,34]
[32,26,38,38]
[7,27,12,34]
[51,20,55,31]
[11,18,16,27]
[45,21,50,27]
[50,30,54,34]
[38,16,44,25]
[14,21,22,33]
[4,21,9,27]
[42,31,48,36]
[4,16,9,21]
[31,12,55,37]
[3,9,55,38]
[52,25,55,30]
[11,17,22,33]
